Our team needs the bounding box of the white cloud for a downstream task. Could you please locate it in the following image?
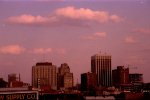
[82,32,107,40]
[32,48,52,54]
[125,36,137,44]
[55,6,122,23]
[8,14,57,24]
[0,45,25,55]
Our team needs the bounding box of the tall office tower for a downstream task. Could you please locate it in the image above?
[57,63,73,90]
[91,54,112,87]
[32,62,57,90]
[112,66,129,86]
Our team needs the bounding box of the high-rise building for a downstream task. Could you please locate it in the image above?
[112,66,129,86]
[32,62,57,90]
[57,63,73,90]
[81,72,97,91]
[91,54,112,87]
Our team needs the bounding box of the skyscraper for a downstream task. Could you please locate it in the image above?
[91,54,112,87]
[57,63,73,90]
[32,62,57,90]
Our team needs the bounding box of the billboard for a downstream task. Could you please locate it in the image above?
[0,91,38,100]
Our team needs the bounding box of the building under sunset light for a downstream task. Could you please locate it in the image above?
[91,54,112,87]
[32,62,57,90]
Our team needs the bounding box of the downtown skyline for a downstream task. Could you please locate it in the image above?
[0,0,150,84]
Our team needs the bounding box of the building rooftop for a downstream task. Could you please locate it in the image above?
[36,62,52,66]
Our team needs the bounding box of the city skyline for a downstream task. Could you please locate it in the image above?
[0,0,150,84]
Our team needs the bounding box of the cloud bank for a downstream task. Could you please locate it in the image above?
[8,14,57,24]
[32,48,52,54]
[7,6,123,25]
[125,36,137,44]
[82,32,107,40]
[0,45,67,56]
[55,6,122,23]
[132,28,150,35]
[0,45,25,55]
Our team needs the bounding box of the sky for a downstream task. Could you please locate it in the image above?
[0,0,150,84]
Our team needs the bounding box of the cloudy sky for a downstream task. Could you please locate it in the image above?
[0,0,150,84]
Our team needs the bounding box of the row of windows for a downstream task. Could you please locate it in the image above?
[32,66,57,87]
[91,56,112,86]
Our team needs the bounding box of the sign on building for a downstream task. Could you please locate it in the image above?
[0,91,38,100]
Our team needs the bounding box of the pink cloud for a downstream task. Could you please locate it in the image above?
[94,32,107,38]
[33,0,65,1]
[125,36,137,44]
[82,36,96,40]
[0,45,25,55]
[7,6,122,25]
[32,48,52,54]
[32,48,66,55]
[55,6,122,23]
[56,48,66,55]
[132,28,150,34]
[110,14,123,22]
[8,14,57,24]
[82,32,107,40]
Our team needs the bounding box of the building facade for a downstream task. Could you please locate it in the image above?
[57,63,73,90]
[91,54,112,87]
[64,73,73,89]
[112,66,129,86]
[8,73,25,88]
[129,73,143,83]
[81,72,97,91]
[0,78,7,88]
[129,73,143,92]
[8,73,17,85]
[32,62,57,90]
